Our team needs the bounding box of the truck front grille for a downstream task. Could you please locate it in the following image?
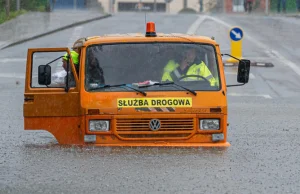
[116,118,194,140]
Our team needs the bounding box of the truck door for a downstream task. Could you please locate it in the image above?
[24,48,83,144]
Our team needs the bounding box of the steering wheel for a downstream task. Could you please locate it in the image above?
[178,75,211,84]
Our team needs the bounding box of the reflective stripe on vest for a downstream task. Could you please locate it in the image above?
[206,75,214,80]
[173,69,181,78]
[170,69,196,81]
[171,71,198,81]
[171,66,212,81]
[170,71,179,82]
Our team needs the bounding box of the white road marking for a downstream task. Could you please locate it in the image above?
[247,57,276,61]
[225,71,256,79]
[0,73,25,79]
[205,15,300,77]
[0,58,26,63]
[225,72,237,75]
[220,47,231,51]
[68,26,83,47]
[228,93,272,99]
[249,73,256,79]
[55,26,83,71]
[256,63,267,66]
[187,15,207,34]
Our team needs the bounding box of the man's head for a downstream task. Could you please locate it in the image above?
[62,51,79,71]
[182,48,196,66]
[87,50,98,69]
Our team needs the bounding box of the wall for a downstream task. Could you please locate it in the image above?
[98,0,214,14]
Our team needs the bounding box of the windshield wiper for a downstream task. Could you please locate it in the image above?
[139,82,197,96]
[90,84,147,96]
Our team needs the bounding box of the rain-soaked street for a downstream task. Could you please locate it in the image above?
[1,13,300,193]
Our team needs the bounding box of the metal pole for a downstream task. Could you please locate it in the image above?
[167,2,170,13]
[265,0,269,15]
[5,0,10,17]
[199,0,203,12]
[109,0,112,13]
[139,0,142,12]
[16,0,20,11]
[154,0,157,12]
[183,0,187,9]
[74,0,77,10]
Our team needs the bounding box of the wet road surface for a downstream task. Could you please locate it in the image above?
[1,13,300,194]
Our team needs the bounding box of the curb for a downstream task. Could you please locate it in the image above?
[0,14,112,50]
[285,14,300,18]
[223,61,274,67]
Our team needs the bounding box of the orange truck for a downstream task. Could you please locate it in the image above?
[23,22,250,147]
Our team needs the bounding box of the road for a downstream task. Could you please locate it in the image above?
[0,13,300,194]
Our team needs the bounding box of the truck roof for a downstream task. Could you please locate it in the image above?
[71,22,218,49]
[73,33,218,49]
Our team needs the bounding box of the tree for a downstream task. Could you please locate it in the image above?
[199,0,203,12]
[183,0,187,8]
[5,0,10,18]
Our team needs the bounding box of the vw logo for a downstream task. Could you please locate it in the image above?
[149,119,161,131]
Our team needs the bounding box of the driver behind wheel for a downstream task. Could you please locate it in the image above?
[161,47,217,86]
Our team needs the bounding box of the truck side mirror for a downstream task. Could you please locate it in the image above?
[38,65,51,85]
[237,59,250,83]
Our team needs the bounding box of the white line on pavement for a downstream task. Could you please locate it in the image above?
[250,73,256,79]
[0,73,25,79]
[67,26,83,48]
[55,26,83,71]
[0,58,26,63]
[186,16,207,34]
[225,71,256,79]
[204,15,300,77]
[228,93,272,99]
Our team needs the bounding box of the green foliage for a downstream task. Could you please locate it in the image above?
[20,0,48,11]
[0,0,48,12]
[178,8,197,14]
[270,0,297,13]
[0,9,27,24]
[0,0,48,24]
[36,5,46,12]
[253,0,261,10]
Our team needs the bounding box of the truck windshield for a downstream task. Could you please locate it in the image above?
[85,43,221,92]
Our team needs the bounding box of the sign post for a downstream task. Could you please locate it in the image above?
[164,0,173,13]
[227,27,244,63]
[265,0,269,15]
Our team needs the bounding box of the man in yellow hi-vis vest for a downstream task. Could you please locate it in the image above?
[62,50,79,73]
[161,48,217,86]
[62,50,79,87]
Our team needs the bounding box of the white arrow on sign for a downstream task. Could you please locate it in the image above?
[231,30,241,39]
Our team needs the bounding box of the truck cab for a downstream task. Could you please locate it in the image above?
[23,22,250,146]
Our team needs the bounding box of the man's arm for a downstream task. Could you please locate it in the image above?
[161,72,173,82]
[199,61,218,87]
[161,60,178,82]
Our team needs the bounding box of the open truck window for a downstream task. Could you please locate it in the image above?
[31,51,77,88]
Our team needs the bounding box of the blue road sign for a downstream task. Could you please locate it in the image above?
[229,27,243,41]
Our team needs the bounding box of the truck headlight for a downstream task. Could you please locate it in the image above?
[89,120,110,132]
[200,119,220,130]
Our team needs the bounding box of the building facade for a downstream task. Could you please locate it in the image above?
[225,0,268,13]
[98,0,277,14]
[98,0,217,14]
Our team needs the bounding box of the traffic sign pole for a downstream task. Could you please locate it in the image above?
[226,27,244,63]
[227,40,242,63]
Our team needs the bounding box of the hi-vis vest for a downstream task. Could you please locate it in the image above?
[161,60,218,86]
